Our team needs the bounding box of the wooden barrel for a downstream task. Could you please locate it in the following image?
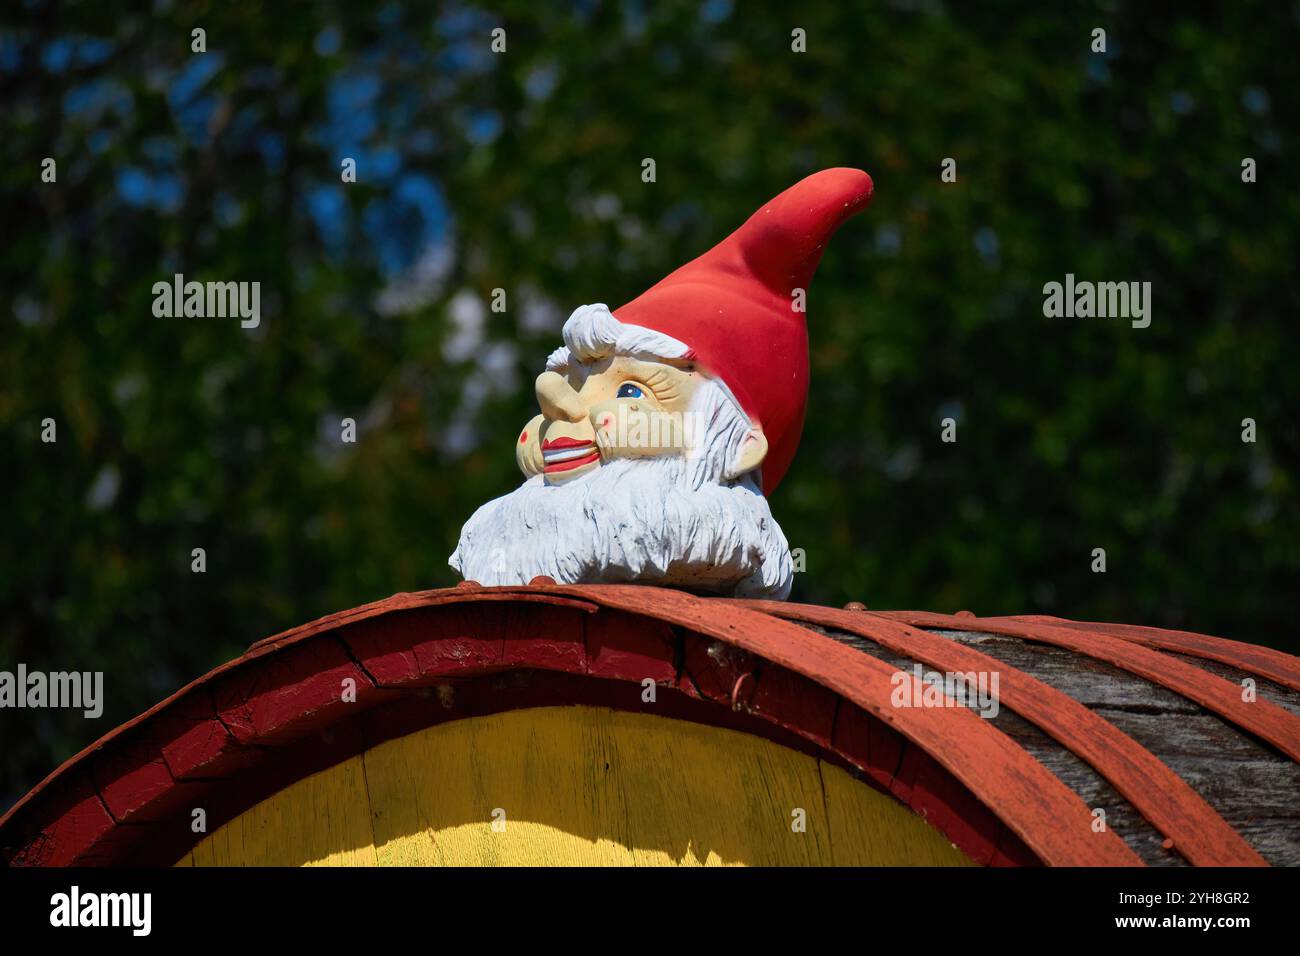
[2,583,1296,866]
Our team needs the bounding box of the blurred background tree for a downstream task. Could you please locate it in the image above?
[1,0,1297,810]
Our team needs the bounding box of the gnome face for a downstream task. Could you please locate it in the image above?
[520,355,710,485]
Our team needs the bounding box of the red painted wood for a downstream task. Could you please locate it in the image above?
[877,610,1300,764]
[680,629,756,704]
[402,604,508,677]
[213,638,381,746]
[744,600,1267,866]
[584,609,676,683]
[2,773,115,867]
[155,694,259,781]
[860,707,905,790]
[500,602,590,671]
[248,590,598,652]
[748,664,839,750]
[91,731,207,826]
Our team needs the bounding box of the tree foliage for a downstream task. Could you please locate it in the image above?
[2,0,1297,807]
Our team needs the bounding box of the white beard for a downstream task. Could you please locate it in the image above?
[449,455,793,599]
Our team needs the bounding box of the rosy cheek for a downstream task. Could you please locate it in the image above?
[598,413,613,429]
[519,431,528,444]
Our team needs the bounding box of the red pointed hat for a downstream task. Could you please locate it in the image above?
[614,167,873,493]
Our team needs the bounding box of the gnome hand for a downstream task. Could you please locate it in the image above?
[515,414,546,478]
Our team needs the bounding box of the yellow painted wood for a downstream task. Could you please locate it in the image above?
[184,706,973,866]
[820,759,974,866]
[364,705,833,865]
[189,752,378,866]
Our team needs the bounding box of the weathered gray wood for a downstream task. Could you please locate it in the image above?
[805,622,1183,865]
[929,627,1300,866]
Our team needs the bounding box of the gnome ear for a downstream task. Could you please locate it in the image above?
[725,426,769,482]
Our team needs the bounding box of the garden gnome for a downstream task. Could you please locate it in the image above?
[450,167,873,599]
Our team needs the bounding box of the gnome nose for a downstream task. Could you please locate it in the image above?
[535,371,586,422]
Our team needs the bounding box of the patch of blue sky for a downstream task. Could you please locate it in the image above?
[463,108,502,146]
[524,63,557,101]
[437,5,496,39]
[168,52,225,109]
[319,146,396,184]
[435,6,497,74]
[63,78,132,120]
[41,37,74,71]
[369,145,402,179]
[168,54,226,143]
[323,71,381,145]
[117,167,147,206]
[434,39,493,74]
[396,172,448,232]
[361,173,449,276]
[174,95,219,143]
[116,167,184,212]
[314,25,343,57]
[75,36,113,66]
[362,199,411,275]
[257,131,286,171]
[700,0,733,23]
[307,184,350,254]
[63,80,100,114]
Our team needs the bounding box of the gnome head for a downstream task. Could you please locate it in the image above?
[450,168,873,599]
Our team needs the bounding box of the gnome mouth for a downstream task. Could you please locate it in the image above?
[542,438,600,473]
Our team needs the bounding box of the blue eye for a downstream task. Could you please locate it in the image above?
[617,383,644,399]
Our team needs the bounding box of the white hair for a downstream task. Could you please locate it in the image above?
[546,302,694,372]
[449,305,793,598]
